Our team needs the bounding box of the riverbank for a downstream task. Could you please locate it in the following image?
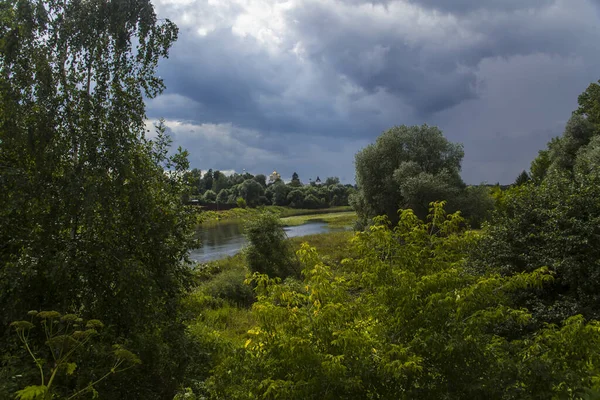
[190,213,355,263]
[192,229,353,278]
[280,211,357,229]
[185,229,355,351]
[197,205,353,226]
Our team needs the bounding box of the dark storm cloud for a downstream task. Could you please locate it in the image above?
[153,27,377,138]
[156,29,277,126]
[285,0,597,116]
[285,1,481,114]
[149,0,600,184]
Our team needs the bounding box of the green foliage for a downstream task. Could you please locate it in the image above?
[324,176,340,186]
[290,172,301,187]
[353,124,491,226]
[514,170,530,186]
[240,179,265,207]
[265,181,289,206]
[189,170,352,209]
[288,230,355,266]
[10,311,139,400]
[236,197,247,208]
[302,194,322,209]
[244,213,300,280]
[470,171,600,322]
[216,189,231,204]
[548,115,596,173]
[206,203,600,399]
[575,79,600,128]
[454,185,495,228]
[202,170,214,193]
[530,149,551,183]
[575,135,600,176]
[203,189,217,203]
[287,189,305,208]
[15,385,48,400]
[530,114,598,182]
[394,165,461,219]
[200,264,255,308]
[0,0,195,397]
[253,174,267,188]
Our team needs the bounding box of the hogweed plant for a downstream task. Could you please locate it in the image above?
[10,311,140,400]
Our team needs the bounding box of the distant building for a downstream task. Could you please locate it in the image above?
[269,170,281,183]
[315,176,322,185]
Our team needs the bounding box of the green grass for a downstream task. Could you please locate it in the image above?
[192,252,247,282]
[197,205,354,226]
[280,211,357,228]
[197,207,260,226]
[185,298,256,345]
[183,228,356,362]
[289,230,355,265]
[274,206,353,218]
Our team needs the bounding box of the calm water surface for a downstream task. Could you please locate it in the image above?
[189,221,334,263]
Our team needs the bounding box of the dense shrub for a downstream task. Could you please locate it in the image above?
[203,189,217,203]
[207,203,600,399]
[201,265,255,308]
[469,171,600,322]
[244,213,300,280]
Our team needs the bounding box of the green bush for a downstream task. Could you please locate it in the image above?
[244,213,300,280]
[236,197,247,208]
[201,265,254,308]
[203,190,217,203]
[469,171,600,322]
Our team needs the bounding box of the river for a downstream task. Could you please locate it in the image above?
[189,221,336,263]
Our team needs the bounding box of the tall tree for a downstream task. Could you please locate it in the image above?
[324,176,340,186]
[529,114,597,183]
[575,79,600,129]
[203,168,214,192]
[212,170,230,193]
[530,149,551,183]
[514,170,531,186]
[240,179,264,207]
[354,124,465,224]
[0,0,193,398]
[290,172,301,187]
[253,174,267,188]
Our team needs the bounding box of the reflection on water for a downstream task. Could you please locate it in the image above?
[189,221,334,263]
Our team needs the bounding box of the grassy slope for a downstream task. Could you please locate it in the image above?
[198,205,353,226]
[185,229,355,348]
[289,230,355,264]
[275,206,352,217]
[280,211,356,228]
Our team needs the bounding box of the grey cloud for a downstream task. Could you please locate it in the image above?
[160,120,367,183]
[286,0,598,116]
[406,0,555,14]
[152,24,399,138]
[157,29,279,124]
[150,0,600,184]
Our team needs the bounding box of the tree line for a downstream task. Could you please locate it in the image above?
[183,169,355,209]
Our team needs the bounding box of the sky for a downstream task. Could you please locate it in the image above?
[146,0,600,184]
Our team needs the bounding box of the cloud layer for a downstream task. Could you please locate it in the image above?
[147,0,600,184]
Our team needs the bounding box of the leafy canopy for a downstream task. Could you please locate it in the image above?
[353,124,491,227]
[207,203,600,399]
[0,0,195,397]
